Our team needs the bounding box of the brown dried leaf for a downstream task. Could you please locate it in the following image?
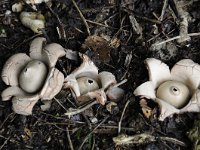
[84,35,111,63]
[140,99,153,119]
[22,127,32,141]
[110,37,120,48]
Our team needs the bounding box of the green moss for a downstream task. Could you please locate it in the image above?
[187,120,200,150]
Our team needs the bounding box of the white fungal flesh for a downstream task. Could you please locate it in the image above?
[156,80,190,109]
[40,68,64,100]
[145,58,171,87]
[77,77,99,95]
[72,54,98,79]
[19,60,48,93]
[107,87,124,102]
[134,58,200,121]
[134,81,156,99]
[12,2,24,12]
[98,71,117,89]
[1,53,31,86]
[171,59,200,93]
[26,0,50,4]
[1,37,66,115]
[20,12,45,33]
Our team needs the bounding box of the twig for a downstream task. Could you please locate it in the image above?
[71,0,91,35]
[153,32,200,46]
[40,28,51,42]
[160,0,169,21]
[91,134,95,150]
[13,34,42,50]
[0,136,10,150]
[113,133,186,146]
[129,15,143,36]
[113,133,156,145]
[54,97,68,111]
[159,140,174,150]
[118,100,130,133]
[86,19,109,28]
[172,0,191,43]
[73,17,130,33]
[64,101,97,116]
[113,79,127,88]
[78,116,109,150]
[66,127,74,150]
[46,3,66,40]
[122,8,161,24]
[0,112,15,128]
[82,113,92,129]
[159,136,186,147]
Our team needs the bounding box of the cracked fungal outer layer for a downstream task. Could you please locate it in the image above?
[63,54,125,105]
[1,37,65,115]
[134,58,200,121]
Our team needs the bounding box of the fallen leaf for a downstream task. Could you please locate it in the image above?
[83,35,111,63]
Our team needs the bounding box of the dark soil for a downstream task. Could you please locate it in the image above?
[1,0,200,149]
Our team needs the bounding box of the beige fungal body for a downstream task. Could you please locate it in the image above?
[1,37,65,115]
[134,58,200,121]
[77,77,99,95]
[12,0,51,12]
[156,80,190,108]
[20,12,45,33]
[19,60,48,93]
[64,54,125,106]
[12,2,24,12]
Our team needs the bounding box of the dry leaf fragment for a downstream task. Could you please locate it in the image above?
[83,35,111,63]
[140,99,153,119]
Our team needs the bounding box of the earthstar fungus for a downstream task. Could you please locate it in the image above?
[63,54,124,105]
[1,37,65,115]
[134,58,200,121]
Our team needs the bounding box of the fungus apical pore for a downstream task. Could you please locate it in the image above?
[19,60,48,93]
[156,80,190,108]
[77,77,99,95]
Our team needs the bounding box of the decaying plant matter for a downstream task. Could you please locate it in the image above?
[1,37,65,115]
[187,120,200,150]
[113,133,185,146]
[134,58,200,121]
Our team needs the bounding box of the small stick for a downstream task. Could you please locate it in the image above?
[46,3,66,40]
[78,116,109,150]
[91,134,95,150]
[159,136,186,147]
[113,79,127,88]
[118,100,130,133]
[172,0,191,43]
[153,32,200,46]
[64,101,97,116]
[66,127,74,150]
[54,97,68,111]
[0,136,10,150]
[160,0,169,21]
[113,133,186,146]
[71,0,91,35]
[0,112,15,128]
